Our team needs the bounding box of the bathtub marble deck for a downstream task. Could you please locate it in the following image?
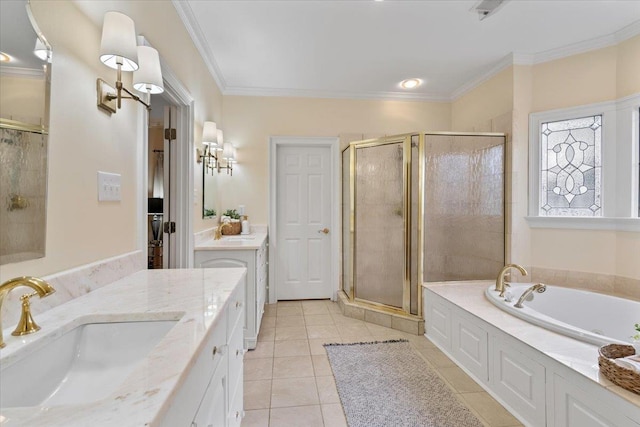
[242,300,524,427]
[424,280,640,409]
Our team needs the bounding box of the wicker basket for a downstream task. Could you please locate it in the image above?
[598,344,640,394]
[221,221,241,235]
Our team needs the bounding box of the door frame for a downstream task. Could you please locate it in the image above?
[268,136,340,303]
[137,51,195,268]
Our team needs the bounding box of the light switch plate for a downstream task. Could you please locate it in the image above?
[98,171,121,201]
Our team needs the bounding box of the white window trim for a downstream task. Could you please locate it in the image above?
[527,94,640,232]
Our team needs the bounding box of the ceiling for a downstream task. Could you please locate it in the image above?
[174,0,640,101]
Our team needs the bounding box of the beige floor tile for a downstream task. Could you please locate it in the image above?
[258,327,275,342]
[245,340,275,360]
[270,377,319,408]
[277,306,303,316]
[269,405,323,427]
[315,375,340,404]
[244,379,272,410]
[460,392,521,427]
[242,409,270,427]
[277,301,302,308]
[260,316,276,329]
[438,366,485,393]
[274,326,308,341]
[338,334,376,344]
[263,304,277,317]
[331,314,365,325]
[416,346,457,368]
[274,339,310,358]
[405,333,436,348]
[326,301,342,313]
[308,338,333,355]
[244,358,273,380]
[272,355,314,378]
[365,322,393,335]
[302,302,330,315]
[276,315,305,327]
[244,358,273,381]
[338,323,371,337]
[304,314,334,326]
[321,403,347,427]
[312,354,333,376]
[306,324,340,339]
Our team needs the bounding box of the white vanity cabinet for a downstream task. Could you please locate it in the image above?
[160,283,245,427]
[195,235,268,350]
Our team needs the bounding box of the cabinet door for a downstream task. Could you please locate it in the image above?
[193,359,228,427]
[452,314,488,382]
[493,338,545,426]
[425,293,452,350]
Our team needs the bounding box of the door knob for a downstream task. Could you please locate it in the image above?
[318,228,330,234]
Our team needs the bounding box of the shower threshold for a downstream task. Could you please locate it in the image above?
[337,292,424,335]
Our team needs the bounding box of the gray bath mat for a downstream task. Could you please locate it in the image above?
[324,340,484,427]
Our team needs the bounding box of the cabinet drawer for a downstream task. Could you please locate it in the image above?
[192,355,228,427]
[228,283,245,338]
[228,317,244,401]
[228,380,244,427]
[206,313,228,376]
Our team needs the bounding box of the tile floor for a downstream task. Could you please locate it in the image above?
[242,300,524,427]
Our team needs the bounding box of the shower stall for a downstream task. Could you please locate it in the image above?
[341,132,506,319]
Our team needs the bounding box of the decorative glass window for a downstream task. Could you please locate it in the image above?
[540,115,602,217]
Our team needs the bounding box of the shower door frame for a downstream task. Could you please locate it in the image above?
[345,133,424,317]
[343,131,507,319]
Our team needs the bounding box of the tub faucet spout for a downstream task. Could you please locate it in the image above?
[514,283,546,308]
[495,264,528,298]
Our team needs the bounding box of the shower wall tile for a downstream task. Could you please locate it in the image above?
[364,310,392,328]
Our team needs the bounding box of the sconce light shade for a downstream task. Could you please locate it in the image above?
[222,142,234,161]
[231,145,238,163]
[202,121,218,146]
[33,38,49,62]
[133,46,164,94]
[215,130,224,151]
[100,11,139,71]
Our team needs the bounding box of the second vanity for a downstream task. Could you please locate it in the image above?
[0,268,247,427]
[195,232,268,349]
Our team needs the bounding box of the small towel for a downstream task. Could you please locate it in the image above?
[614,354,640,373]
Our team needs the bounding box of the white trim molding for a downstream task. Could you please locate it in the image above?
[268,136,341,304]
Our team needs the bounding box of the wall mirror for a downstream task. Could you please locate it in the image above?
[0,0,52,265]
[202,156,217,219]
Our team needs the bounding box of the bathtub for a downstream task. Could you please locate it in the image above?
[485,284,640,347]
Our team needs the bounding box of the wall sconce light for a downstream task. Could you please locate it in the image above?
[96,11,164,114]
[219,141,235,175]
[196,123,236,176]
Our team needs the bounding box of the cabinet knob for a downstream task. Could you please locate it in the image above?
[235,411,240,419]
[212,346,218,356]
[236,301,242,308]
[236,349,241,356]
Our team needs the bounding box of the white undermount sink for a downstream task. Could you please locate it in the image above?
[0,319,177,408]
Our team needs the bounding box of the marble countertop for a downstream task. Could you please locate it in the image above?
[195,231,267,251]
[423,281,640,408]
[0,268,247,427]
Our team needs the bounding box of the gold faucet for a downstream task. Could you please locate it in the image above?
[514,283,546,308]
[0,276,55,348]
[495,264,528,298]
[214,222,232,240]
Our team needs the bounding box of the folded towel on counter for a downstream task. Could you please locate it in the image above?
[614,354,640,373]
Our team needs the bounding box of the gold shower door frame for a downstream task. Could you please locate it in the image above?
[343,131,507,319]
[344,133,424,317]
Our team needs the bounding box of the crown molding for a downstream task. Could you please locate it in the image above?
[451,54,515,101]
[0,66,44,79]
[171,0,227,92]
[224,85,451,102]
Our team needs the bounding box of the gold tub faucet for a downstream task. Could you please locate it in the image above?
[0,276,56,348]
[495,264,528,298]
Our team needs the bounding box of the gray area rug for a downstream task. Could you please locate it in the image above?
[324,340,484,427]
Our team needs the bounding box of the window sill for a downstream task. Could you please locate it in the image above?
[525,216,640,232]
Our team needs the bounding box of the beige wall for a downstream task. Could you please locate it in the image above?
[220,96,451,223]
[0,75,46,124]
[0,0,222,280]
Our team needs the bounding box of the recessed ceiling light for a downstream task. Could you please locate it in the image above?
[400,78,421,89]
[0,52,10,62]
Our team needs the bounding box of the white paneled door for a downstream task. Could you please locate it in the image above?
[276,145,333,300]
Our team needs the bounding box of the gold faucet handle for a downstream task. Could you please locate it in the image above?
[12,292,42,337]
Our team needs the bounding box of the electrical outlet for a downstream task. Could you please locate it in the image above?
[238,205,245,215]
[98,171,122,201]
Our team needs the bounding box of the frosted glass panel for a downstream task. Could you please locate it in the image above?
[355,142,404,308]
[0,128,47,264]
[423,135,505,282]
